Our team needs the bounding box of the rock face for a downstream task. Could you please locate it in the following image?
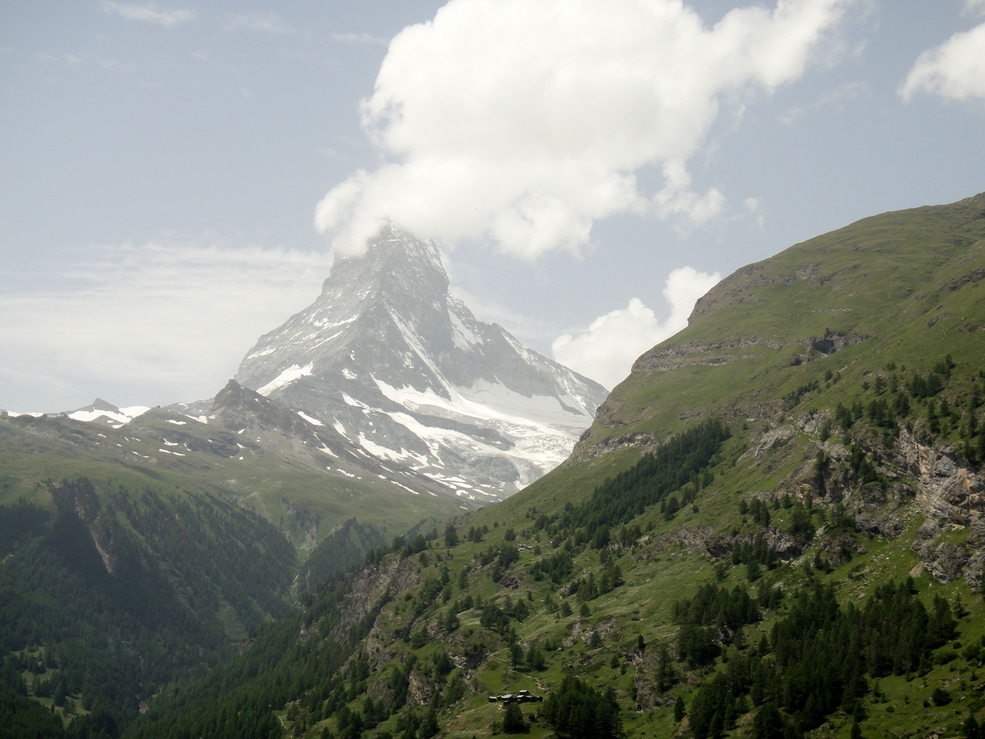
[235,226,608,501]
[897,428,985,526]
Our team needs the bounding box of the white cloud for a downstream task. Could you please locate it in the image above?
[331,32,388,45]
[100,2,194,28]
[744,197,766,229]
[551,267,720,389]
[61,51,126,71]
[966,0,985,15]
[0,241,333,409]
[900,21,985,102]
[223,12,300,36]
[780,80,867,124]
[316,0,856,259]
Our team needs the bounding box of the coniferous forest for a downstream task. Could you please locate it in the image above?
[0,478,295,738]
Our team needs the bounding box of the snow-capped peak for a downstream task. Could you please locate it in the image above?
[233,225,608,500]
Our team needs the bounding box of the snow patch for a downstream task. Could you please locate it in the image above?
[67,404,149,426]
[374,376,591,429]
[313,316,357,330]
[390,481,420,495]
[257,363,314,396]
[449,308,482,350]
[341,392,369,409]
[357,433,425,465]
[297,411,324,426]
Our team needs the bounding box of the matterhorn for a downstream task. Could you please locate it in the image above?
[234,226,608,502]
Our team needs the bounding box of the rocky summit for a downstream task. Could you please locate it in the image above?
[234,225,608,502]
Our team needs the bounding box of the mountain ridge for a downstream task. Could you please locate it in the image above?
[571,192,985,462]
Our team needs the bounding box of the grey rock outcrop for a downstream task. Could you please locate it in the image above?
[897,428,985,526]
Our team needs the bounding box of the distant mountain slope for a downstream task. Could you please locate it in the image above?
[235,225,608,502]
[0,390,471,573]
[119,194,985,739]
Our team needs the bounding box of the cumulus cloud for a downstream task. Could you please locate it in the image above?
[315,0,855,258]
[551,267,720,389]
[0,241,333,410]
[100,2,194,27]
[900,21,985,102]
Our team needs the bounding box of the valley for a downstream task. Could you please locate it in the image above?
[2,194,985,738]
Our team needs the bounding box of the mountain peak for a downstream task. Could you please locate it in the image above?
[63,398,149,428]
[235,226,607,500]
[363,224,444,270]
[321,225,448,317]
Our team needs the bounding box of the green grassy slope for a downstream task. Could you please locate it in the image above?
[542,192,985,503]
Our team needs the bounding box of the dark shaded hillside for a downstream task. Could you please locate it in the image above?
[0,476,296,735]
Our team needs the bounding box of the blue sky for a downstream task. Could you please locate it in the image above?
[1,0,983,412]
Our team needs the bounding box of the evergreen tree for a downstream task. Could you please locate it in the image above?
[673,695,686,722]
[964,714,981,739]
[418,706,440,739]
[850,719,864,739]
[543,676,621,739]
[751,702,784,739]
[509,643,524,669]
[525,643,546,671]
[501,701,527,734]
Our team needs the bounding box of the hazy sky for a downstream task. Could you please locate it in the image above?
[1,0,983,412]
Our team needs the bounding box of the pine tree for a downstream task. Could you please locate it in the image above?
[964,714,980,739]
[751,702,784,739]
[418,706,440,738]
[525,643,546,671]
[502,701,527,734]
[674,695,686,722]
[851,719,864,739]
[509,643,524,669]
